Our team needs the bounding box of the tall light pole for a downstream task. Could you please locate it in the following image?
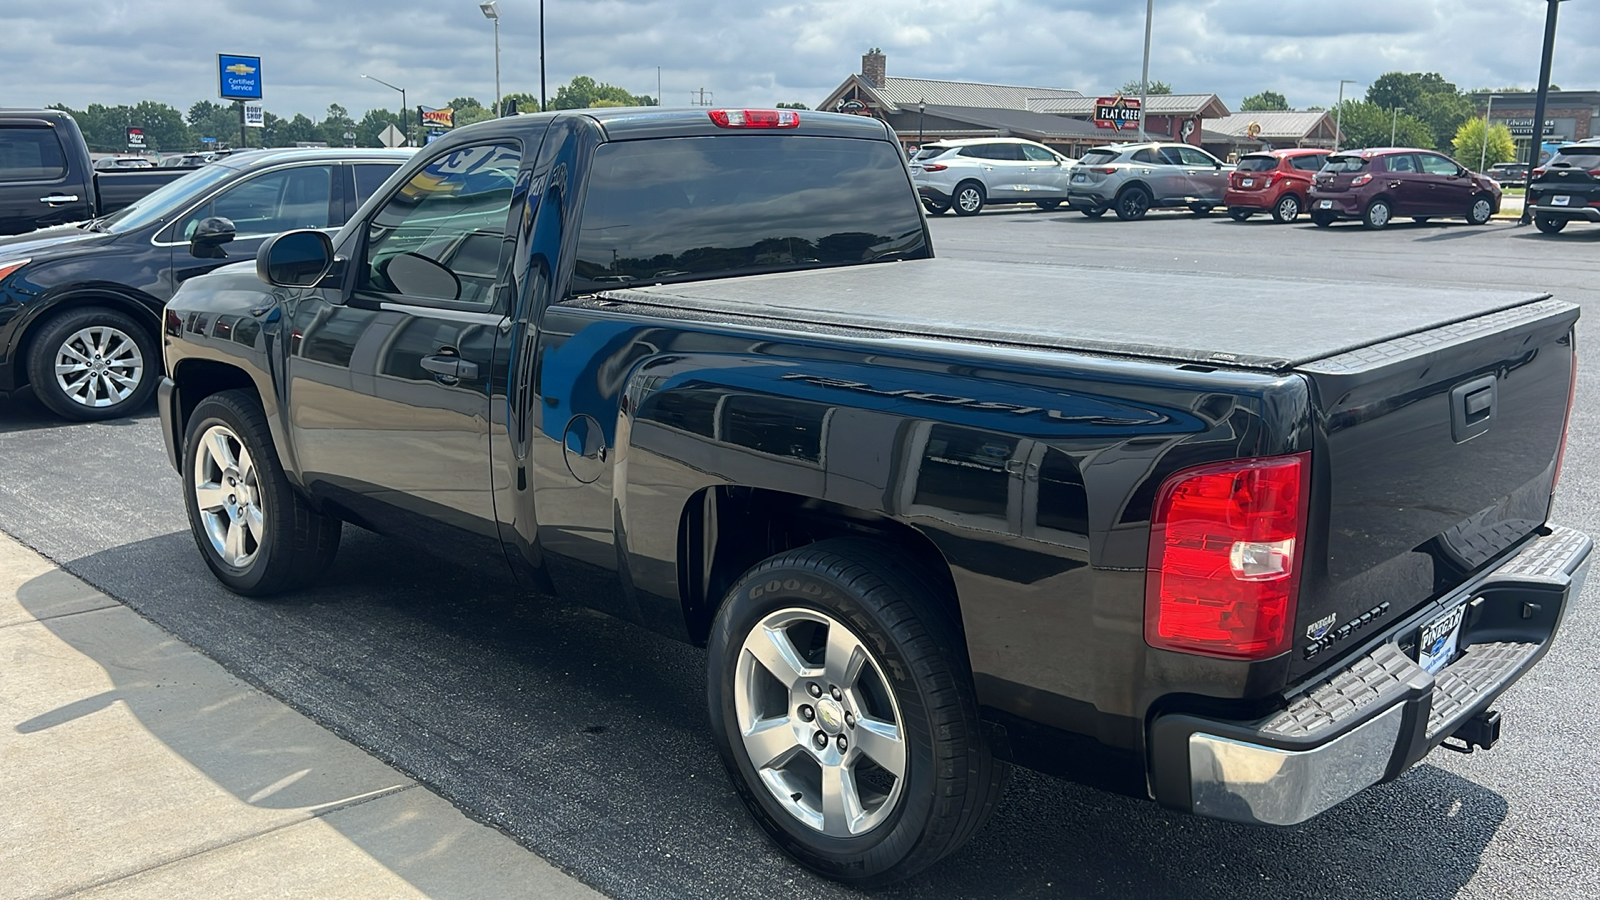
[1332,79,1356,152]
[361,73,407,146]
[1390,106,1403,145]
[1138,0,1153,140]
[918,99,926,149]
[540,0,547,111]
[1480,94,1501,172]
[1521,0,1567,224]
[480,2,501,117]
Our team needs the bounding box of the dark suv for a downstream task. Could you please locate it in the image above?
[1307,148,1500,229]
[1527,140,1600,235]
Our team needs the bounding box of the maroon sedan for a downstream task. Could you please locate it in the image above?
[1307,148,1500,229]
[1224,148,1330,223]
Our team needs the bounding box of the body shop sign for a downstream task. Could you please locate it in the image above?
[1094,95,1141,131]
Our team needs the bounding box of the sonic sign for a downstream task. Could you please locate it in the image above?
[1094,95,1141,132]
[218,54,263,101]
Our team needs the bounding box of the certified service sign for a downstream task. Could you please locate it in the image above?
[218,54,263,100]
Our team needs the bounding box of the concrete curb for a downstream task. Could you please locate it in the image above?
[0,533,607,900]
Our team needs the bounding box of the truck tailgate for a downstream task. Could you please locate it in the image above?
[1290,298,1578,679]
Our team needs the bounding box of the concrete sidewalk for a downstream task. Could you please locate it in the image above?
[0,533,605,900]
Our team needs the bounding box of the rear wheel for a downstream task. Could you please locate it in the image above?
[707,540,1007,886]
[182,390,341,596]
[1272,194,1302,223]
[1310,211,1336,228]
[1467,194,1494,226]
[25,306,158,422]
[921,199,950,216]
[1535,215,1568,235]
[1228,210,1253,221]
[952,182,985,217]
[1362,198,1393,230]
[1115,186,1151,221]
[1035,200,1061,211]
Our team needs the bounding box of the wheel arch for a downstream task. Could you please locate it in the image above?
[11,286,163,390]
[1114,180,1153,200]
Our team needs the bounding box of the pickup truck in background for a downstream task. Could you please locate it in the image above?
[157,108,1589,886]
[0,108,192,236]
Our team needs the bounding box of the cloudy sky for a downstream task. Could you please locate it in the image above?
[3,0,1597,120]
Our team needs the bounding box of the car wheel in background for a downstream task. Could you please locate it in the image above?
[1115,187,1151,221]
[1273,194,1302,223]
[1310,211,1336,227]
[1228,210,1253,221]
[1467,195,1494,226]
[707,539,1007,886]
[1035,200,1061,211]
[1535,215,1568,235]
[952,182,985,217]
[922,199,950,216]
[1080,206,1107,218]
[1189,204,1214,216]
[1362,199,1393,230]
[182,389,341,596]
[25,306,158,422]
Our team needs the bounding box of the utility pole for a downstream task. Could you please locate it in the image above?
[691,89,713,107]
[1333,79,1356,152]
[658,67,662,106]
[1481,95,1501,171]
[540,0,547,111]
[1390,106,1403,146]
[1521,0,1564,224]
[1138,0,1153,141]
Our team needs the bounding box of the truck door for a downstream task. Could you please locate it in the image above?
[285,141,524,555]
[0,119,91,234]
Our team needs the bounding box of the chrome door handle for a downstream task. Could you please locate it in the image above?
[39,194,80,204]
[420,355,478,380]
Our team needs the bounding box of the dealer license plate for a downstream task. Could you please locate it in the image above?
[1417,603,1467,675]
[1242,178,1254,187]
[1319,199,1334,209]
[1551,195,1571,206]
[1072,174,1087,183]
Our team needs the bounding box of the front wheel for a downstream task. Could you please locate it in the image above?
[952,182,985,217]
[25,306,158,421]
[707,540,1006,886]
[1535,215,1568,235]
[1273,194,1302,223]
[1363,198,1393,230]
[1467,195,1494,226]
[182,389,341,596]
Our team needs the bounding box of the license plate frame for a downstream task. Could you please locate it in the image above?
[1551,195,1571,206]
[1417,602,1467,675]
[1242,178,1254,187]
[1319,199,1334,209]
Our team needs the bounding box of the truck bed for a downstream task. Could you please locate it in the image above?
[600,258,1549,372]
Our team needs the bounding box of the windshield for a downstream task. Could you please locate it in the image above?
[1322,155,1368,174]
[1235,156,1277,172]
[98,164,239,234]
[1078,149,1120,166]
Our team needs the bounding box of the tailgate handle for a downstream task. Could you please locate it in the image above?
[1450,375,1497,443]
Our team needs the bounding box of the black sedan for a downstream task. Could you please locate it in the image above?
[0,147,410,420]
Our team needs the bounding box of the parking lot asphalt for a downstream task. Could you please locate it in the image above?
[2,211,1598,899]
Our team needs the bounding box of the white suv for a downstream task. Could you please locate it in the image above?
[911,138,1076,216]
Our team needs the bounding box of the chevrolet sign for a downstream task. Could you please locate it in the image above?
[218,54,263,100]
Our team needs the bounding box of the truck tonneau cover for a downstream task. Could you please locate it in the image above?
[602,258,1551,372]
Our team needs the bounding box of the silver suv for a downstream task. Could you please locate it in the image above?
[911,138,1076,216]
[1065,142,1232,220]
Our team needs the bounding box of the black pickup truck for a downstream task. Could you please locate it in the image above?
[0,109,192,236]
[157,108,1589,886]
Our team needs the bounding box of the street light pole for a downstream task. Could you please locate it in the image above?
[361,73,408,146]
[918,99,925,149]
[540,0,547,111]
[1522,0,1564,224]
[1480,95,1501,171]
[480,2,501,117]
[1333,79,1356,152]
[1138,0,1153,141]
[1391,106,1403,146]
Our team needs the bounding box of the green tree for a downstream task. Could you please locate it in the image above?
[776,102,809,110]
[1119,79,1172,95]
[446,97,495,126]
[317,103,357,145]
[1452,118,1517,169]
[1240,91,1289,111]
[275,113,320,146]
[1364,72,1475,150]
[356,107,406,147]
[500,91,541,115]
[50,101,190,152]
[1332,100,1434,150]
[186,101,240,148]
[551,75,659,109]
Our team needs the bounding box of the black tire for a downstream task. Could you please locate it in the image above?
[1535,215,1568,235]
[707,539,1007,887]
[25,306,158,421]
[182,389,340,596]
[1080,206,1107,219]
[952,182,985,217]
[1310,211,1336,227]
[1362,198,1393,230]
[1189,203,1214,216]
[1115,186,1151,221]
[1272,194,1302,224]
[1035,200,1061,211]
[922,199,950,216]
[1467,194,1494,226]
[1228,210,1253,221]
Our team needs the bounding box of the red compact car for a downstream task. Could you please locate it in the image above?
[1224,149,1330,223]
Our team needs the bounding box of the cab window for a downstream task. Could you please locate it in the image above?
[0,126,68,181]
[358,142,522,310]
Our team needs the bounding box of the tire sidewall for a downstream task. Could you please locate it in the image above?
[953,183,984,216]
[1364,199,1392,229]
[707,561,940,881]
[27,306,158,421]
[1468,195,1493,225]
[181,394,283,594]
[1116,187,1150,220]
[1275,194,1300,223]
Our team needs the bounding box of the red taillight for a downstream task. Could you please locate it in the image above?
[1553,350,1577,494]
[1589,168,1600,177]
[708,109,800,129]
[1145,453,1311,660]
[1352,174,1373,186]
[922,163,947,172]
[1094,167,1117,175]
[1532,167,1546,177]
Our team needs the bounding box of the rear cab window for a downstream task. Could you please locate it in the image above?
[0,125,68,182]
[572,135,928,295]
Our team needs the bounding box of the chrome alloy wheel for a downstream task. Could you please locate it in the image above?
[734,607,907,838]
[192,424,266,568]
[53,325,143,408]
[956,186,982,213]
[1471,197,1494,224]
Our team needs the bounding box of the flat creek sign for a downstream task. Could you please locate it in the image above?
[1094,96,1142,131]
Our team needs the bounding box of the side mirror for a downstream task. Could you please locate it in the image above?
[188,216,235,259]
[256,230,334,288]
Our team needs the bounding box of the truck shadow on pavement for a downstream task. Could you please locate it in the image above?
[22,527,1507,900]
